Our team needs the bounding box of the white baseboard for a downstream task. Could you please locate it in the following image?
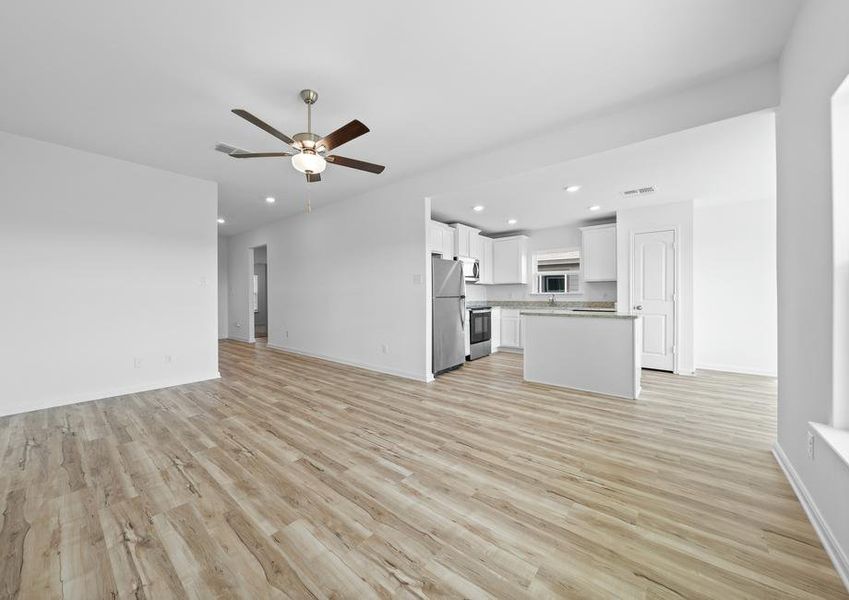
[696,361,777,377]
[266,343,429,383]
[497,346,524,354]
[0,371,221,418]
[772,443,849,591]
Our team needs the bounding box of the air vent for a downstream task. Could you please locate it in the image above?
[621,185,656,197]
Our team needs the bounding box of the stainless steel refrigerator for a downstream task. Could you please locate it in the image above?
[432,257,466,375]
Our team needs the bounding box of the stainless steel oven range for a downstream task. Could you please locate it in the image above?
[468,306,491,360]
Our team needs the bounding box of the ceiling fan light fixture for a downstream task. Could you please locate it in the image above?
[291,151,327,174]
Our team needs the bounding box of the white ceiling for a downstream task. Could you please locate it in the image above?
[0,1,798,234]
[431,111,776,233]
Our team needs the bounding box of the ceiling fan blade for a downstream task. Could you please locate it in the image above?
[306,173,321,183]
[229,152,292,158]
[215,142,248,154]
[317,120,369,152]
[326,155,385,174]
[232,109,296,146]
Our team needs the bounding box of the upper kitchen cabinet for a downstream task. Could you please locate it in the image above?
[493,235,528,284]
[580,223,617,282]
[429,220,455,259]
[470,232,484,262]
[450,223,481,259]
[480,236,494,284]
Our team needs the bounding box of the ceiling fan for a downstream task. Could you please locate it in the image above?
[216,89,385,183]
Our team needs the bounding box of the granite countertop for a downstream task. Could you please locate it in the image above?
[467,300,616,310]
[519,309,638,320]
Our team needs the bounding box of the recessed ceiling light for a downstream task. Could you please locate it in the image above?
[507,218,518,225]
[217,217,225,224]
[588,205,601,211]
[565,185,582,193]
[473,205,485,212]
[265,196,276,204]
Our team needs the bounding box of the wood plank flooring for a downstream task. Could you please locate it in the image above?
[1,340,846,599]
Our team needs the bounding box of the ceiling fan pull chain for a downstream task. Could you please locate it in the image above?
[306,187,312,214]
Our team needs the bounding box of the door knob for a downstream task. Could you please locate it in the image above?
[633,305,643,310]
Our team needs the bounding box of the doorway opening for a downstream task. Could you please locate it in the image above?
[252,245,268,345]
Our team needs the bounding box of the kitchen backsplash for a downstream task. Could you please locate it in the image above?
[469,280,617,303]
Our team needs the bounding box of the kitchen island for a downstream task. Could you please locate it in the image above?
[521,310,642,399]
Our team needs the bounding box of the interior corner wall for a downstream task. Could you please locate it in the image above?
[0,130,219,417]
[775,0,849,586]
[694,198,777,376]
[218,235,229,339]
[226,185,429,381]
[616,201,695,374]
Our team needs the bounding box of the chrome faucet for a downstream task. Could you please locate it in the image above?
[548,294,556,306]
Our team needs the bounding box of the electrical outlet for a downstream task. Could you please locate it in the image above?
[133,357,142,369]
[807,431,815,459]
[412,273,424,285]
[381,344,389,354]
[285,330,289,338]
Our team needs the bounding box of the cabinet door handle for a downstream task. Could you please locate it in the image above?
[633,305,643,311]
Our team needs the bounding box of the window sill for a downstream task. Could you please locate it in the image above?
[810,422,849,470]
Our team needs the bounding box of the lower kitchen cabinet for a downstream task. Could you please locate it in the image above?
[490,307,501,351]
[499,309,523,350]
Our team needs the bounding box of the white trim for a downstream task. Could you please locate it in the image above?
[772,443,849,591]
[695,362,777,377]
[524,378,639,401]
[266,343,430,382]
[497,346,524,354]
[0,371,221,418]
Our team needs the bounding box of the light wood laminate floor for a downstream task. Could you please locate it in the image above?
[1,341,846,599]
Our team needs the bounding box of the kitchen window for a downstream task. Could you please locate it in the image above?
[532,249,581,295]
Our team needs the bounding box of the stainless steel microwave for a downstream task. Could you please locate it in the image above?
[458,256,479,282]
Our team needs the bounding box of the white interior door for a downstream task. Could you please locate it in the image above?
[632,230,675,371]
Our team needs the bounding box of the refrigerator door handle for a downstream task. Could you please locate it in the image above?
[460,301,465,329]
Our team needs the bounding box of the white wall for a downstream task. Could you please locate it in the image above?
[218,235,229,339]
[694,199,777,375]
[616,201,695,374]
[0,130,219,417]
[483,224,617,302]
[227,186,429,381]
[775,0,849,587]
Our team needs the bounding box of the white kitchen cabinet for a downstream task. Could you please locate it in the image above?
[451,223,480,258]
[490,307,501,351]
[470,232,484,262]
[499,308,523,350]
[493,235,528,284]
[429,220,443,255]
[429,220,456,259]
[581,223,617,282]
[480,237,494,284]
[441,225,455,258]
